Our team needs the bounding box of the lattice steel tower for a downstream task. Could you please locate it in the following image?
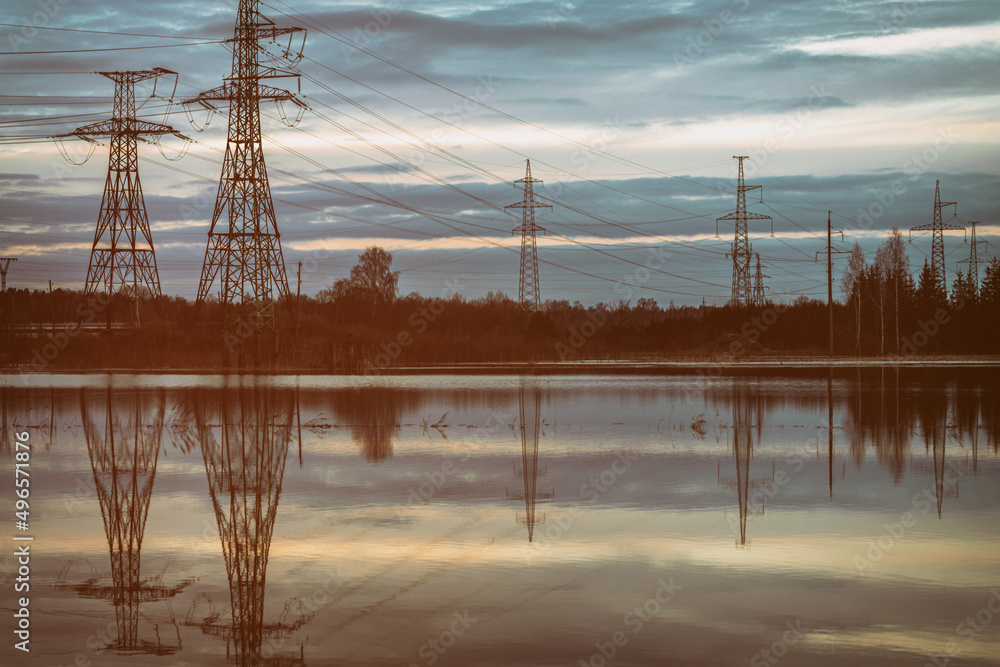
[910,180,962,294]
[184,0,306,337]
[506,160,551,312]
[717,156,772,307]
[958,221,986,298]
[0,257,16,292]
[751,253,769,307]
[78,388,186,655]
[198,388,294,666]
[73,69,181,307]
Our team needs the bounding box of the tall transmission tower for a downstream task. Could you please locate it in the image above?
[716,156,773,307]
[78,388,187,655]
[68,69,183,323]
[751,253,770,307]
[0,257,16,292]
[196,388,295,665]
[958,221,987,298]
[910,180,963,294]
[718,383,765,549]
[506,160,551,313]
[183,1,307,340]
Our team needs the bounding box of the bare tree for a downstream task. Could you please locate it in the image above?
[842,243,867,355]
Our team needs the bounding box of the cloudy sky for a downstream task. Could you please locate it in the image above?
[1,0,998,305]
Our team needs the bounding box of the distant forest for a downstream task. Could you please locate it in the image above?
[2,243,999,371]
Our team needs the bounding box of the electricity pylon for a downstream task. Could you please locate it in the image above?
[958,221,987,298]
[70,69,183,325]
[195,388,295,665]
[910,180,963,293]
[184,0,307,341]
[515,385,553,542]
[751,253,769,307]
[716,156,773,307]
[506,160,551,313]
[78,388,187,655]
[0,257,16,291]
[718,383,766,549]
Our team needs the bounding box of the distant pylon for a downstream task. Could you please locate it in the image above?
[717,156,773,307]
[506,160,551,312]
[751,253,770,307]
[958,221,987,298]
[910,180,963,293]
[184,0,307,339]
[0,257,16,291]
[70,69,183,315]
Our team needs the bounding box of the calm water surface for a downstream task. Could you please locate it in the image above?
[1,369,998,666]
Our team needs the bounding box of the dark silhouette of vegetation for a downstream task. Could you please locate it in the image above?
[2,247,998,371]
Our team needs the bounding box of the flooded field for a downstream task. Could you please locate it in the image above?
[1,369,998,666]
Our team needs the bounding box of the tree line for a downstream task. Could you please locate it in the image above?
[2,244,998,371]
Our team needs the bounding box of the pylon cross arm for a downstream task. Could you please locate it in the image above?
[506,202,552,210]
[182,83,302,107]
[227,25,302,42]
[71,119,178,138]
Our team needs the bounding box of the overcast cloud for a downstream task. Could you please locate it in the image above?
[1,0,997,304]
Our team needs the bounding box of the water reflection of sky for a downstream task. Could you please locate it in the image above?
[1,370,998,666]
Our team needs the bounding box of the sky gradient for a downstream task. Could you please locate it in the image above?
[1,0,998,305]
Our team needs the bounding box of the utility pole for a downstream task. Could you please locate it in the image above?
[910,180,963,295]
[295,261,302,362]
[66,69,184,330]
[716,156,773,307]
[958,221,987,299]
[815,212,848,357]
[48,280,54,331]
[0,257,16,292]
[506,160,551,313]
[184,1,307,347]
